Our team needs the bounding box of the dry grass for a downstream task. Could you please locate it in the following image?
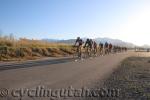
[0,35,74,61]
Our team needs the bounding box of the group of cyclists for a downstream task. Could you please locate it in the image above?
[74,37,127,59]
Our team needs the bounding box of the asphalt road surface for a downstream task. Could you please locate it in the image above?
[0,51,147,100]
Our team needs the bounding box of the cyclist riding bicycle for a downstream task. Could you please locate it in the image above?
[74,37,84,58]
[99,42,104,56]
[104,42,109,55]
[108,43,113,53]
[84,38,93,57]
[93,41,97,56]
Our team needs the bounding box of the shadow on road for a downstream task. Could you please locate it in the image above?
[0,58,74,71]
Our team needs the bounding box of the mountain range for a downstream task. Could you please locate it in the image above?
[42,37,137,48]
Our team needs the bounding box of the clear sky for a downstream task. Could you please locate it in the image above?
[0,0,150,46]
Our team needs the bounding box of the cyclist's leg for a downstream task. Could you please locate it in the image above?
[100,47,103,56]
[88,46,91,57]
[77,46,80,58]
[102,47,104,55]
[89,47,92,57]
[106,47,108,54]
[74,46,77,58]
[100,47,102,56]
[94,48,96,56]
[98,47,101,56]
[87,47,89,57]
[100,47,102,55]
[107,48,109,54]
[73,46,77,58]
[84,46,88,58]
[86,46,90,58]
[79,46,82,58]
[108,48,110,54]
[102,47,104,56]
[96,47,98,55]
[106,48,108,54]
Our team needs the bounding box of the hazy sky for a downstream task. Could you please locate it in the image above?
[0,0,150,46]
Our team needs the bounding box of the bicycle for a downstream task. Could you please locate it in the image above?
[72,45,83,61]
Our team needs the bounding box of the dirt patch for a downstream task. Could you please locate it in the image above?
[87,57,150,100]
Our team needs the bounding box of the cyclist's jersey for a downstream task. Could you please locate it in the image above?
[85,39,94,49]
[105,42,108,48]
[101,44,103,48]
[89,39,93,48]
[85,40,91,47]
[109,44,112,49]
[76,39,83,46]
[99,43,103,48]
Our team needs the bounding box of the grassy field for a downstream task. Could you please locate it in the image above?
[90,57,150,100]
[0,35,75,61]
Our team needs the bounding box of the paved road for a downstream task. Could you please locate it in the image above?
[0,57,75,71]
[0,51,142,100]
